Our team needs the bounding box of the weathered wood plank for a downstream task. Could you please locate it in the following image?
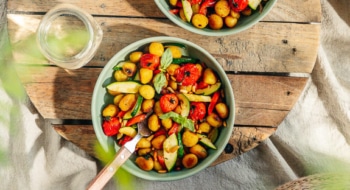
[53,124,101,159]
[53,124,277,166]
[212,126,277,165]
[16,66,307,127]
[7,0,322,23]
[8,14,320,73]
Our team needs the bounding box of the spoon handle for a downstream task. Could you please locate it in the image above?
[86,146,132,190]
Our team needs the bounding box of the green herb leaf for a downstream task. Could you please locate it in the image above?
[160,48,173,71]
[113,65,122,71]
[159,111,195,131]
[153,72,167,94]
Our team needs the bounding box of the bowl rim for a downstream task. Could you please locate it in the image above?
[91,36,235,181]
[154,0,278,36]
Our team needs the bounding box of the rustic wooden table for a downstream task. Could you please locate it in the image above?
[6,0,321,166]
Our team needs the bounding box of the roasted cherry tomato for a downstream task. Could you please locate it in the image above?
[189,102,206,121]
[102,117,121,136]
[196,81,209,89]
[160,93,179,113]
[175,63,201,86]
[198,0,216,15]
[229,0,248,12]
[140,54,160,70]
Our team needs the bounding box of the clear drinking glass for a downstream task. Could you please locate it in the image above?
[36,4,103,69]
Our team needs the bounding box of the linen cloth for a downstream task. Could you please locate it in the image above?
[1,0,350,189]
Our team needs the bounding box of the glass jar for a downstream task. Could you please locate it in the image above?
[36,3,103,69]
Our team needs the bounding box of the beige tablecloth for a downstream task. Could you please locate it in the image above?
[1,0,350,189]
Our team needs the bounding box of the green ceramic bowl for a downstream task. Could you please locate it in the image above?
[154,0,277,36]
[91,36,235,181]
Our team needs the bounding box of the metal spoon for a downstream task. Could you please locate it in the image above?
[87,111,152,190]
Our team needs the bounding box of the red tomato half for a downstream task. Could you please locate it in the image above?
[160,93,179,113]
[175,64,201,86]
[229,0,248,12]
[140,54,160,70]
[189,102,206,121]
[102,117,121,136]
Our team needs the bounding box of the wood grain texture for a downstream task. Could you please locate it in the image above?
[53,124,100,159]
[7,0,321,166]
[212,126,277,165]
[7,0,322,23]
[15,66,307,127]
[53,124,276,166]
[7,14,320,73]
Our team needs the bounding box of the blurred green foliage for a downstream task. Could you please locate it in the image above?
[94,141,136,190]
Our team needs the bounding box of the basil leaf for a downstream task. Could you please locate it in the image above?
[160,48,173,71]
[159,111,179,120]
[153,72,166,94]
[113,65,122,71]
[159,111,195,132]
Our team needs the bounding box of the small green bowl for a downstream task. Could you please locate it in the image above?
[91,36,235,181]
[154,0,277,36]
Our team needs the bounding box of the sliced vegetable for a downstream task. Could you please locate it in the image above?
[198,134,217,149]
[177,131,185,158]
[172,57,198,64]
[208,128,219,143]
[168,122,180,136]
[119,126,137,137]
[163,133,178,171]
[125,113,147,126]
[157,154,167,169]
[131,95,143,117]
[208,91,220,114]
[195,82,221,95]
[248,0,261,10]
[184,93,212,102]
[181,0,193,22]
[176,93,190,117]
[106,81,141,94]
[118,135,133,146]
[163,42,186,48]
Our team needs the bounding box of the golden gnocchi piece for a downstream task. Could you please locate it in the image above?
[182,130,199,147]
[190,144,208,159]
[135,156,154,171]
[102,104,118,117]
[118,94,136,111]
[148,114,161,132]
[182,153,198,169]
